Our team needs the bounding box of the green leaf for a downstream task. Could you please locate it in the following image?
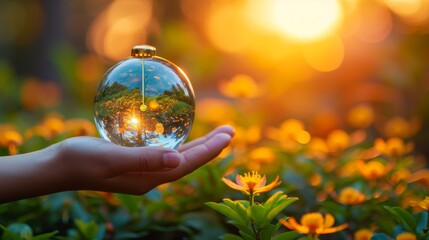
[272,231,300,240]
[206,202,246,226]
[264,191,285,210]
[223,198,251,224]
[392,207,417,232]
[114,193,142,214]
[221,233,244,240]
[0,225,22,240]
[75,219,99,240]
[239,229,257,240]
[249,204,268,227]
[222,198,237,210]
[259,224,277,240]
[267,197,299,221]
[383,206,415,232]
[234,201,251,224]
[33,231,59,240]
[3,223,33,240]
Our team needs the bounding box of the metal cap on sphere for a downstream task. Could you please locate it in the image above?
[131,45,156,58]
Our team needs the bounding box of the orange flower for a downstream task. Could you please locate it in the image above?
[337,187,366,205]
[419,196,429,210]
[64,119,96,136]
[221,171,281,196]
[28,113,65,140]
[0,126,23,155]
[389,169,410,186]
[21,78,61,110]
[266,119,311,152]
[396,232,416,240]
[196,98,235,124]
[384,116,420,138]
[354,228,373,240]
[374,137,413,157]
[218,74,262,98]
[309,173,322,187]
[234,124,261,145]
[408,169,429,187]
[326,129,350,153]
[410,196,429,211]
[357,159,386,180]
[279,212,348,236]
[347,104,374,128]
[247,147,275,171]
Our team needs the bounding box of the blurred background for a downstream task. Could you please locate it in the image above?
[0,0,428,159]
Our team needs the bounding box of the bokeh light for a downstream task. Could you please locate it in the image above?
[86,0,153,61]
[268,0,343,41]
[205,2,253,53]
[302,35,344,72]
[382,0,429,26]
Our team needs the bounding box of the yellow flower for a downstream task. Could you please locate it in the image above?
[347,104,374,128]
[374,137,413,157]
[219,74,262,98]
[337,187,366,205]
[419,196,429,210]
[396,232,416,240]
[354,228,373,240]
[279,212,348,236]
[221,171,281,196]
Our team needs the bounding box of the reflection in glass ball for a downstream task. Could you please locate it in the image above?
[94,46,195,149]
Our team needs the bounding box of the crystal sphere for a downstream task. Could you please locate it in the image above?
[94,45,195,149]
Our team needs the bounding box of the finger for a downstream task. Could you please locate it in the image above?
[178,125,235,152]
[167,133,232,181]
[109,146,181,173]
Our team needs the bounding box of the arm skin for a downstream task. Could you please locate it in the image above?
[0,125,234,203]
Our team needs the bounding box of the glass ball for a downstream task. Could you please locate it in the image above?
[94,45,195,149]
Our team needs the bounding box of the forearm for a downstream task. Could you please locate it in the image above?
[0,145,65,203]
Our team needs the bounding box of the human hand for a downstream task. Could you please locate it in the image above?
[0,125,234,203]
[56,125,234,194]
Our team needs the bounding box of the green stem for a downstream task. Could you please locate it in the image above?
[249,192,261,240]
[309,233,319,240]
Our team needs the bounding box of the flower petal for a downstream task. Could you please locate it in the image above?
[280,218,310,234]
[221,177,247,191]
[255,175,267,188]
[319,223,348,234]
[236,175,244,185]
[324,213,335,228]
[254,176,281,194]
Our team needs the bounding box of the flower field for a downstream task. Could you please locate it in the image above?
[1,0,429,239]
